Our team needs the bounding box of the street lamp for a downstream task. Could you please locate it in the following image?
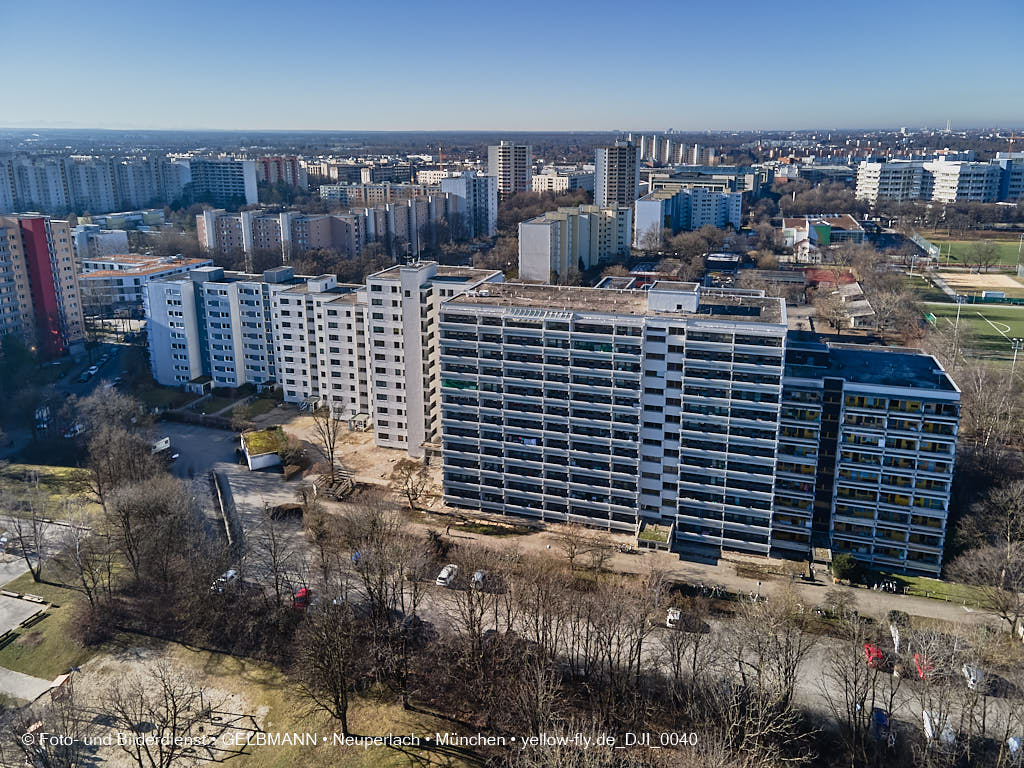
[1011,338,1024,379]
[952,295,967,363]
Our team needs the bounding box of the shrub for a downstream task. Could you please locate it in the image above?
[831,553,860,581]
[71,600,116,647]
[886,609,911,628]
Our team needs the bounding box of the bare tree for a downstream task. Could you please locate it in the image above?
[309,406,342,483]
[820,615,904,766]
[969,240,999,273]
[389,458,431,511]
[249,507,302,608]
[105,665,214,768]
[64,502,116,608]
[558,523,587,571]
[293,602,358,735]
[6,483,50,582]
[86,425,161,513]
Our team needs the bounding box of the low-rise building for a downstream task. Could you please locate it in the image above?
[781,214,865,262]
[79,254,213,316]
[531,170,595,194]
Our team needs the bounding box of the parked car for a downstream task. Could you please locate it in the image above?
[436,564,458,587]
[962,663,987,691]
[666,607,682,629]
[211,569,238,593]
[293,587,312,611]
[63,424,84,439]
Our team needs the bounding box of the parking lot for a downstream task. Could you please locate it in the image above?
[154,422,241,479]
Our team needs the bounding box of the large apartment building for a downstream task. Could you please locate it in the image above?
[439,172,498,239]
[856,158,1021,203]
[777,337,959,575]
[647,166,773,198]
[198,209,364,265]
[145,265,368,412]
[595,141,640,207]
[188,158,258,206]
[633,187,742,247]
[531,169,595,194]
[144,261,501,441]
[488,142,532,199]
[518,204,633,282]
[0,215,84,357]
[365,263,503,457]
[437,282,959,576]
[142,261,959,576]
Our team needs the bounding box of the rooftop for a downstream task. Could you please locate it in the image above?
[447,282,784,324]
[369,263,499,282]
[785,337,957,391]
[782,214,863,232]
[81,257,211,279]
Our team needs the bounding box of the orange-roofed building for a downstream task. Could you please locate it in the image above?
[79,253,213,317]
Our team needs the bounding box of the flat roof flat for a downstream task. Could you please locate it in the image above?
[369,263,499,282]
[785,338,957,391]
[447,282,784,324]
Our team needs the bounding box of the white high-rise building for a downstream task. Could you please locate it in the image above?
[365,263,503,457]
[633,188,742,247]
[437,282,960,575]
[187,158,258,206]
[440,171,497,238]
[487,141,532,199]
[595,141,640,207]
[856,159,1011,203]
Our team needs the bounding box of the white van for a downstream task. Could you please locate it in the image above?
[435,564,458,587]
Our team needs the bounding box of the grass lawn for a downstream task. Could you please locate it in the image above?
[0,463,98,518]
[233,397,281,421]
[907,275,952,303]
[453,521,532,537]
[918,230,1023,267]
[0,571,94,680]
[136,386,200,410]
[872,571,986,607]
[192,396,239,415]
[925,301,1024,362]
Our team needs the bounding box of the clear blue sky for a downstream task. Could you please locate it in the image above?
[3,0,1022,131]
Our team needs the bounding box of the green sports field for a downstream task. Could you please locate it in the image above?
[918,230,1024,267]
[925,302,1024,362]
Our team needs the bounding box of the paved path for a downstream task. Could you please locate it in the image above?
[0,665,52,703]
